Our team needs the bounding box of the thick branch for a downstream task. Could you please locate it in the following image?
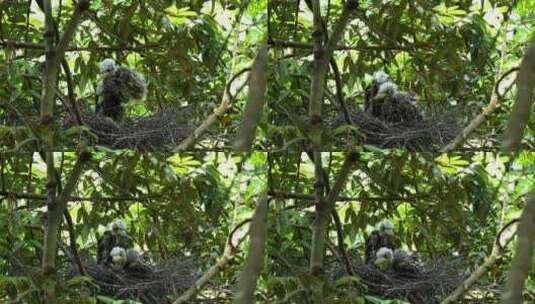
[174,68,250,151]
[310,151,358,274]
[0,39,163,52]
[173,220,249,304]
[502,193,535,304]
[269,39,430,52]
[441,90,499,152]
[233,39,269,152]
[234,194,269,303]
[41,152,90,303]
[268,190,424,203]
[308,0,357,148]
[0,191,158,203]
[440,213,519,304]
[502,34,535,152]
[40,0,90,121]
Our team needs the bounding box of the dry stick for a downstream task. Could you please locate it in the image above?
[502,34,535,152]
[502,193,535,304]
[234,194,269,304]
[441,66,519,152]
[310,151,359,275]
[174,67,250,151]
[173,243,234,303]
[440,89,500,152]
[440,215,520,304]
[173,220,249,304]
[233,38,269,152]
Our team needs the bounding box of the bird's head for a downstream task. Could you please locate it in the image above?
[379,219,394,236]
[126,248,141,265]
[373,71,390,85]
[111,220,126,235]
[376,81,398,99]
[99,58,116,76]
[110,246,126,265]
[375,247,394,270]
[394,249,409,260]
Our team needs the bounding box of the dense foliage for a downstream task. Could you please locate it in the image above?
[0,151,534,303]
[1,0,535,303]
[1,0,534,149]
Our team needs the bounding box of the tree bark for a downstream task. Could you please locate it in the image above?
[41,152,90,303]
[502,34,535,152]
[310,152,358,275]
[234,193,269,303]
[40,0,90,150]
[502,193,535,304]
[233,38,269,152]
[308,0,358,149]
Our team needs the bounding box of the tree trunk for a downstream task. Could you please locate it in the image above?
[41,153,90,303]
[502,193,535,304]
[234,193,269,303]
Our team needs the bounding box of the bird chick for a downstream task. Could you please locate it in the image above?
[99,58,117,75]
[95,58,147,121]
[378,219,394,236]
[111,219,126,233]
[110,246,127,267]
[375,81,398,100]
[374,247,394,270]
[373,70,390,85]
[126,248,141,266]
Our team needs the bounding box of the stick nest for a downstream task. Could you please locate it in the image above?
[332,258,464,304]
[80,108,194,150]
[331,103,460,151]
[81,259,196,304]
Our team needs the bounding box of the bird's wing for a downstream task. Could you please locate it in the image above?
[365,231,381,262]
[97,231,112,264]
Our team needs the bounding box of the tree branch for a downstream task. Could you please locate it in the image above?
[63,210,85,276]
[0,39,164,52]
[441,66,519,152]
[269,39,431,52]
[310,151,358,275]
[234,193,269,303]
[233,38,269,152]
[40,0,91,129]
[502,34,535,152]
[440,218,518,304]
[174,67,250,151]
[308,0,358,148]
[502,193,535,303]
[441,89,499,152]
[0,190,159,203]
[268,190,425,203]
[172,220,249,304]
[41,151,90,303]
